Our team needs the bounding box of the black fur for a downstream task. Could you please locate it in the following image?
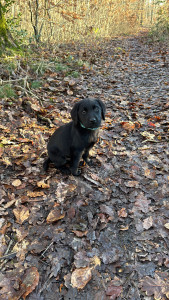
[43,98,106,176]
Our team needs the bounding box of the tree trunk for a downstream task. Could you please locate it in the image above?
[0,1,17,49]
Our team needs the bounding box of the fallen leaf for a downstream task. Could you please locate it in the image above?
[106,277,123,300]
[21,267,39,299]
[100,204,114,218]
[67,89,73,95]
[15,228,28,242]
[0,274,19,300]
[143,216,153,230]
[118,208,127,218]
[37,180,50,189]
[132,192,151,214]
[164,223,169,230]
[69,79,76,86]
[125,180,139,188]
[144,168,156,179]
[72,230,88,237]
[46,208,65,223]
[141,272,169,300]
[2,157,12,166]
[13,206,30,224]
[90,256,101,268]
[12,179,22,187]
[56,182,69,203]
[121,121,135,131]
[0,234,6,256]
[71,267,92,289]
[27,191,44,197]
[141,131,155,141]
[119,225,129,231]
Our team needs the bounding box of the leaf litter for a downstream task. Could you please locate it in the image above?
[0,34,169,299]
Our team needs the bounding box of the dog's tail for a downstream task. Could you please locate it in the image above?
[43,157,51,171]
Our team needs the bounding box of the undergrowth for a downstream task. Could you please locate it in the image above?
[148,2,169,42]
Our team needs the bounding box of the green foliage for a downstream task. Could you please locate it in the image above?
[0,84,16,99]
[7,14,28,46]
[149,2,169,41]
[1,0,15,14]
[55,63,69,72]
[31,80,42,89]
[71,71,79,78]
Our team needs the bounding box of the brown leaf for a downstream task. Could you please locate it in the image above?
[121,121,135,131]
[119,225,129,231]
[71,267,92,289]
[72,230,88,237]
[46,208,65,223]
[0,274,19,300]
[0,234,6,256]
[132,192,151,214]
[12,179,22,187]
[100,205,114,218]
[164,223,169,230]
[21,267,39,299]
[37,180,50,189]
[0,146,4,157]
[125,180,139,188]
[67,207,76,219]
[67,89,73,95]
[143,216,153,230]
[27,191,44,198]
[68,79,76,86]
[15,228,28,242]
[13,206,29,224]
[118,208,127,218]
[141,272,169,300]
[56,182,69,203]
[106,277,123,299]
[144,168,156,179]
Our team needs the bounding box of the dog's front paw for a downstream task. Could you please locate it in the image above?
[59,166,71,175]
[70,168,81,176]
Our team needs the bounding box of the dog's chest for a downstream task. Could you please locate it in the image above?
[83,131,98,147]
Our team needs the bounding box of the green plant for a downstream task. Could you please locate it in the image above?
[149,2,169,41]
[55,63,69,72]
[31,80,42,89]
[7,13,28,46]
[71,71,79,78]
[0,84,16,99]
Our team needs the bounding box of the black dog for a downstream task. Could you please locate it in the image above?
[43,98,106,176]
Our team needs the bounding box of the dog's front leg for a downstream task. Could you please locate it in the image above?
[70,150,82,176]
[82,149,91,164]
[82,143,95,166]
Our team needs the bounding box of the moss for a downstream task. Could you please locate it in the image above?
[0,12,8,44]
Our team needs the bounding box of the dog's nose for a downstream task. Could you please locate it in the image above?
[90,118,96,124]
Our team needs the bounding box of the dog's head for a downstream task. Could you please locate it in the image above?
[71,98,106,130]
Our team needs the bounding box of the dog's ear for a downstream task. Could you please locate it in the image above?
[96,99,106,120]
[71,102,80,125]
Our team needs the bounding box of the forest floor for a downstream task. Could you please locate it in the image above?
[0,33,169,300]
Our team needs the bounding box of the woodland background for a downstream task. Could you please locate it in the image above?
[4,0,169,45]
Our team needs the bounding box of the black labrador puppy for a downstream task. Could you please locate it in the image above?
[43,98,106,176]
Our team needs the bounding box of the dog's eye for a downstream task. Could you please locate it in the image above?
[94,107,99,112]
[82,110,86,114]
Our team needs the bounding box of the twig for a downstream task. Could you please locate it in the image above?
[0,252,17,261]
[41,241,54,257]
[37,114,53,127]
[0,77,31,84]
[0,240,14,270]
